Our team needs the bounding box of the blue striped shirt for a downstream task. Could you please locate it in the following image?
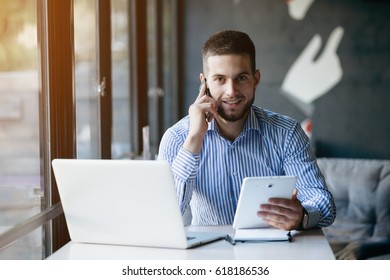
[158,106,336,228]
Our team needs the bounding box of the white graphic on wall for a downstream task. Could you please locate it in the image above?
[284,0,344,137]
[282,26,344,106]
[286,0,315,20]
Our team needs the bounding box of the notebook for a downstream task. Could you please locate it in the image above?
[51,159,225,249]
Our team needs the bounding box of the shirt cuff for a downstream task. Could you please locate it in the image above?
[303,204,320,229]
[171,147,200,180]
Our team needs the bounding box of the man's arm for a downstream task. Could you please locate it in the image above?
[283,122,336,229]
[158,129,199,214]
[258,122,336,230]
[158,81,218,213]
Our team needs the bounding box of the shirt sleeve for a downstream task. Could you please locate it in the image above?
[157,128,200,214]
[283,122,336,229]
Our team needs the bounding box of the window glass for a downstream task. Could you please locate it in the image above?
[147,0,160,159]
[111,0,132,159]
[0,227,42,259]
[74,0,99,159]
[161,0,176,130]
[0,0,42,259]
[147,0,177,157]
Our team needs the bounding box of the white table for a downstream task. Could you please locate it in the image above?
[47,226,335,260]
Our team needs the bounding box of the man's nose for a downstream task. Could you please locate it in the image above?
[225,80,237,96]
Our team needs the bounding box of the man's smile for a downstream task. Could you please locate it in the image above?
[223,99,242,105]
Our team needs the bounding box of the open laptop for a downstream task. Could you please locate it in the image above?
[52,159,225,249]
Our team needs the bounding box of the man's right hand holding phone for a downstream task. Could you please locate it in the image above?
[183,77,218,154]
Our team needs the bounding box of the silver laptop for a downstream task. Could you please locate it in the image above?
[52,159,225,249]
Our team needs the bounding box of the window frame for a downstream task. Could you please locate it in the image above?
[38,0,114,253]
[38,0,76,253]
[0,0,182,258]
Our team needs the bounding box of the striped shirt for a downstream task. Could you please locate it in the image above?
[158,106,336,228]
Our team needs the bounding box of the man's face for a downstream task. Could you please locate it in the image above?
[204,54,260,122]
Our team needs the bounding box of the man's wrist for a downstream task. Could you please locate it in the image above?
[299,207,309,230]
[171,147,200,180]
[297,205,320,230]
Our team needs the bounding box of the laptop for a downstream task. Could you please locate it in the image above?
[51,159,225,249]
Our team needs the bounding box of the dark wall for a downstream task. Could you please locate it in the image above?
[181,0,390,159]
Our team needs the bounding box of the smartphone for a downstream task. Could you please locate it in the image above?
[204,78,211,97]
[203,78,211,122]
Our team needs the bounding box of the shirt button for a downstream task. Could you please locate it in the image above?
[233,172,237,176]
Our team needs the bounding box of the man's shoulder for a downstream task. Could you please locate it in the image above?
[166,115,190,137]
[252,106,299,131]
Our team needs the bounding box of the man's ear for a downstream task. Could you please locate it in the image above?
[199,72,205,82]
[254,69,261,88]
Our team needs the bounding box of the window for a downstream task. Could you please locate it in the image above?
[0,0,182,259]
[111,0,132,159]
[147,0,182,158]
[74,0,99,159]
[0,0,43,259]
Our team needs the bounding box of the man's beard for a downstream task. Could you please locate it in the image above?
[218,94,255,122]
[218,92,255,122]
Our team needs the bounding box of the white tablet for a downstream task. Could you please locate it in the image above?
[233,176,297,229]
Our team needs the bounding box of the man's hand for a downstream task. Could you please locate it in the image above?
[257,189,303,230]
[182,83,218,154]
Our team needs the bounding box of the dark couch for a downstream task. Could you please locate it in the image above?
[317,158,390,260]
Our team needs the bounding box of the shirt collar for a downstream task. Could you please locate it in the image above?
[243,107,261,132]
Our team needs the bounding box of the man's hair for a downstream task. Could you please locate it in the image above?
[202,30,256,73]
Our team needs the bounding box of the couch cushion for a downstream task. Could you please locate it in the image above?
[317,158,390,243]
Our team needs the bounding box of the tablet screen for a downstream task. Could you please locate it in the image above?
[233,176,297,229]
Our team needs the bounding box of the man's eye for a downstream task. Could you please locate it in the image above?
[237,76,248,82]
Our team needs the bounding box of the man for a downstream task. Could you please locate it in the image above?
[158,30,336,230]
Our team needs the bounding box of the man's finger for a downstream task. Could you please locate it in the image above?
[292,188,298,200]
[196,83,206,99]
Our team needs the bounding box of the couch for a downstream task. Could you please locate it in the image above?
[317,158,390,260]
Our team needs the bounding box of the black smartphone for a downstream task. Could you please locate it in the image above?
[203,78,212,122]
[204,78,211,97]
